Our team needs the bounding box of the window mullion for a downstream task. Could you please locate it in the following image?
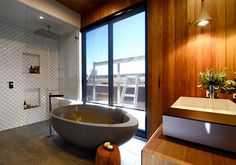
[108,23,113,106]
[82,32,87,102]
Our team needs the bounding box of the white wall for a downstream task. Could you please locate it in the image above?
[0,0,81,131]
[0,21,59,131]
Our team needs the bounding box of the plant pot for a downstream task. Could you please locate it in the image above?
[218,93,233,100]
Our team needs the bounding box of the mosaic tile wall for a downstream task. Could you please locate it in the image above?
[0,21,60,131]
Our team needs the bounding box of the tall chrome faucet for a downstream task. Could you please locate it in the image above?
[209,74,215,99]
[48,93,64,137]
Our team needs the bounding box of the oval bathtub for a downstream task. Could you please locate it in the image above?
[51,104,138,149]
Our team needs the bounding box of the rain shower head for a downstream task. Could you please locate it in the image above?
[34,25,59,40]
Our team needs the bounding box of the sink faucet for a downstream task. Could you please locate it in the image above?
[209,74,215,99]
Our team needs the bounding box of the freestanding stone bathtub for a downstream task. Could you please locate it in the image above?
[51,104,138,149]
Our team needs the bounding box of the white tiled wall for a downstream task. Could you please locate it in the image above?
[0,21,59,131]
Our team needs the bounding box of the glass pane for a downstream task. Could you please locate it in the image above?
[86,25,108,104]
[113,12,146,130]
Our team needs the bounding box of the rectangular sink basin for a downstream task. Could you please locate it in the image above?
[163,97,236,153]
[171,96,236,115]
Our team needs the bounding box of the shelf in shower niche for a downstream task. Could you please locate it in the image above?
[24,105,39,110]
[23,88,41,110]
[23,52,40,74]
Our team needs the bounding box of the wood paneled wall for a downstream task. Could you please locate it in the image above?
[81,0,236,138]
[148,0,236,137]
[147,0,164,138]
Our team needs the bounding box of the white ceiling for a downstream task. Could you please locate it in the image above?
[0,0,77,36]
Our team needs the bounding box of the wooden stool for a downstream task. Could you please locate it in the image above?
[95,144,121,165]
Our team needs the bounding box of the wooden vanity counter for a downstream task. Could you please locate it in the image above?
[142,125,236,165]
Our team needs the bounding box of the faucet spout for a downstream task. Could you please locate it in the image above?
[209,74,215,99]
[48,93,64,137]
[209,84,215,98]
[49,93,64,98]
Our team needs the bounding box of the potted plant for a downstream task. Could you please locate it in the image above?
[197,68,227,97]
[220,72,236,94]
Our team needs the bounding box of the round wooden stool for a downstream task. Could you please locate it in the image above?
[95,144,121,165]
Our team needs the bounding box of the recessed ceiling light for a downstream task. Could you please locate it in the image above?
[39,16,44,20]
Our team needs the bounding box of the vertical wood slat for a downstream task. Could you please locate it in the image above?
[226,0,236,73]
[210,0,226,70]
[147,0,164,137]
[162,0,175,125]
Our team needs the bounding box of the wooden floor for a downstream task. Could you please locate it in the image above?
[0,121,146,165]
[142,125,236,165]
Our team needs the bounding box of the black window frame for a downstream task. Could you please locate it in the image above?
[81,1,148,139]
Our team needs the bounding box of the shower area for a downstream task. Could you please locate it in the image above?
[0,0,80,131]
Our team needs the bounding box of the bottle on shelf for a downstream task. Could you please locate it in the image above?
[37,66,40,73]
[24,100,27,109]
[29,65,40,74]
[34,66,40,73]
[33,66,35,73]
[29,65,33,73]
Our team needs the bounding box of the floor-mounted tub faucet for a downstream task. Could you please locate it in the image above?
[48,93,64,137]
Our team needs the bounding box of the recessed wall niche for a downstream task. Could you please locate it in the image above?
[23,52,40,74]
[23,88,41,110]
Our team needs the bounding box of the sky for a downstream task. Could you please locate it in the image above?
[86,12,145,76]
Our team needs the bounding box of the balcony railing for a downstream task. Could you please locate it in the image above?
[87,55,145,109]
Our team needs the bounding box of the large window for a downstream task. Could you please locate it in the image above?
[82,4,147,138]
[85,25,108,104]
